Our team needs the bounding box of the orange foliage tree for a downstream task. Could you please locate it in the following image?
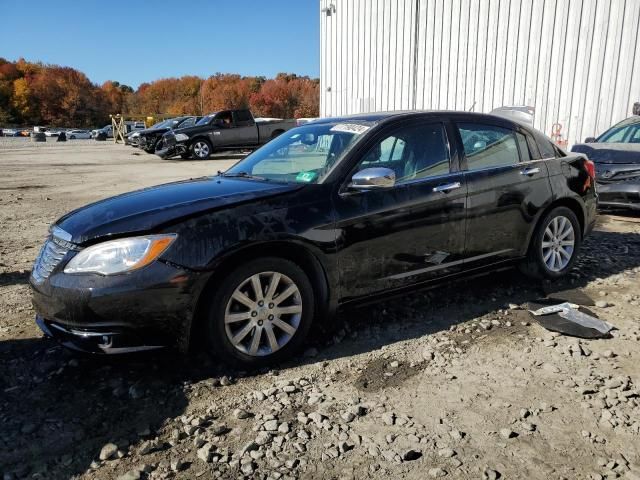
[0,57,319,127]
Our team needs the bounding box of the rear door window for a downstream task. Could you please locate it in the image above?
[457,123,520,170]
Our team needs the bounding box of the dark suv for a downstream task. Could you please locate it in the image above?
[30,111,597,366]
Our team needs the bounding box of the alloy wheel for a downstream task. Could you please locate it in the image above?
[224,271,303,356]
[541,215,575,272]
[193,141,209,158]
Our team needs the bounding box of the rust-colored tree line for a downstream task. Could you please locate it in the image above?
[0,58,319,127]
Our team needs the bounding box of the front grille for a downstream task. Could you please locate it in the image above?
[31,238,70,283]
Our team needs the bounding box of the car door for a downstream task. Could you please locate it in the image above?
[228,110,259,147]
[333,119,467,299]
[207,111,236,148]
[455,120,552,268]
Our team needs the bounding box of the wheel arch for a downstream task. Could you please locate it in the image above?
[188,240,332,351]
[524,196,586,255]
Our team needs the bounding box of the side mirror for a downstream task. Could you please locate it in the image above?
[584,137,597,143]
[350,167,396,190]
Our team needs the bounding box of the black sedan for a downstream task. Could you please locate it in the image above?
[30,111,597,366]
[572,115,640,210]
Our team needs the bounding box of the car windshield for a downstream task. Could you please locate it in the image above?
[151,120,172,129]
[223,121,373,184]
[196,113,218,126]
[597,118,640,143]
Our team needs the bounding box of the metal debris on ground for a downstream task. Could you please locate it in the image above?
[527,294,616,339]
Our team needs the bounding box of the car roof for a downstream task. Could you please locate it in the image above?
[311,110,529,127]
[610,115,640,128]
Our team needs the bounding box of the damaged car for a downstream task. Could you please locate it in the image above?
[572,115,640,210]
[156,109,296,160]
[30,111,596,366]
[137,116,200,154]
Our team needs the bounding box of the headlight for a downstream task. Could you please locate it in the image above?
[174,133,189,142]
[64,234,176,275]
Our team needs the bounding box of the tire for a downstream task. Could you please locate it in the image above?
[69,135,75,140]
[204,257,315,367]
[520,206,582,280]
[190,139,212,160]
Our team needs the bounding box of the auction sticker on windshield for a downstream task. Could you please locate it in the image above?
[330,123,370,135]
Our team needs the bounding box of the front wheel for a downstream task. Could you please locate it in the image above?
[69,135,75,140]
[520,206,582,280]
[205,258,315,367]
[190,139,212,160]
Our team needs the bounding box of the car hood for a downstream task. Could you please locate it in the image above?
[55,177,301,245]
[140,127,170,136]
[571,143,640,164]
[170,124,213,137]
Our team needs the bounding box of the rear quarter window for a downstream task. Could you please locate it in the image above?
[537,138,557,159]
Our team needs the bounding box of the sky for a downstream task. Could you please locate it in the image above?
[0,0,320,89]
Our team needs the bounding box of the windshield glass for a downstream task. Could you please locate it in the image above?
[223,121,373,184]
[151,120,172,129]
[196,113,217,126]
[597,119,640,143]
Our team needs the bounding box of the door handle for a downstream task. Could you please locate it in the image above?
[432,182,462,193]
[520,167,541,176]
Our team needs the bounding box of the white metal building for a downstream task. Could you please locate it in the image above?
[319,0,640,146]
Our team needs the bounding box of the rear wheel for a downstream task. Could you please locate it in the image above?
[205,257,315,367]
[520,206,581,280]
[190,139,212,160]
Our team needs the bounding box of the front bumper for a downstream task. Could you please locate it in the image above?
[36,316,166,354]
[30,260,205,354]
[596,181,640,210]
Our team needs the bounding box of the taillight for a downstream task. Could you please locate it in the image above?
[584,158,595,179]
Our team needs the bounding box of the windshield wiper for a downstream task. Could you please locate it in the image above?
[219,171,267,180]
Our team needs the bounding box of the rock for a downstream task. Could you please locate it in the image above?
[483,468,500,480]
[521,422,536,432]
[210,423,228,436]
[341,412,356,422]
[429,467,447,477]
[171,459,187,472]
[449,429,464,441]
[308,412,326,425]
[99,443,118,461]
[595,300,611,308]
[117,470,141,480]
[438,448,456,458]
[240,441,258,456]
[500,428,517,439]
[403,449,422,461]
[278,422,290,434]
[603,350,616,358]
[390,361,400,368]
[220,376,232,386]
[381,412,395,426]
[542,363,560,373]
[233,408,251,419]
[197,443,214,463]
[255,431,272,446]
[264,419,279,431]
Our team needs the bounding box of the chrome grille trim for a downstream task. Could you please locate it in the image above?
[31,237,71,283]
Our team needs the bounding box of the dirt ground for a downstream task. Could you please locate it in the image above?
[1,138,639,480]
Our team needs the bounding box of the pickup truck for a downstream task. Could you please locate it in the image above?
[156,109,296,160]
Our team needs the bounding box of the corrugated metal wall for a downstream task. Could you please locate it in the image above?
[320,0,640,147]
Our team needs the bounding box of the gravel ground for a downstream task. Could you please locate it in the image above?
[1,138,639,480]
